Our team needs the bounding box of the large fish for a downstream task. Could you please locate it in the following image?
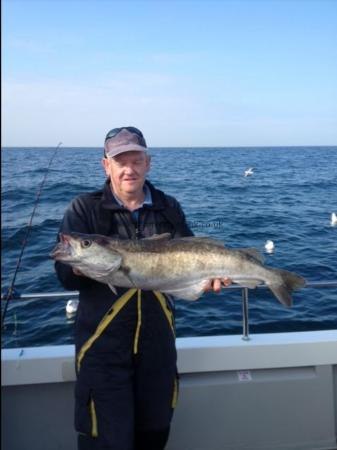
[51,232,306,307]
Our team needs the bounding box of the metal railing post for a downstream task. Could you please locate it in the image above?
[242,287,250,341]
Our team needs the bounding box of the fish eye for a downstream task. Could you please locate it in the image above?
[81,239,92,248]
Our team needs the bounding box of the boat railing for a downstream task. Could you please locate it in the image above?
[2,281,337,340]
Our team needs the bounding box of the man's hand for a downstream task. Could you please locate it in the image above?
[204,277,232,293]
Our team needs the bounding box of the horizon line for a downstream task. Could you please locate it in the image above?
[2,144,337,150]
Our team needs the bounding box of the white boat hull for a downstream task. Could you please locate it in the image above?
[2,330,337,450]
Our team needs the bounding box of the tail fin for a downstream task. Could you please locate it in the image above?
[268,269,306,307]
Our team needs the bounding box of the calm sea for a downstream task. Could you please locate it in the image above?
[1,146,337,348]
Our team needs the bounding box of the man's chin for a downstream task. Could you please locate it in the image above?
[123,181,142,192]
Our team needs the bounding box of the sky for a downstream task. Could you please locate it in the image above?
[2,0,337,147]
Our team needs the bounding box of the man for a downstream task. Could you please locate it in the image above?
[55,126,230,450]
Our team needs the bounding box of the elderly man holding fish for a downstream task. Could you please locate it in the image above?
[54,126,231,450]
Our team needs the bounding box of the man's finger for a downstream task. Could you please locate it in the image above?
[212,279,222,293]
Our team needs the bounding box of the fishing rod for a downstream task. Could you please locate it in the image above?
[1,142,63,328]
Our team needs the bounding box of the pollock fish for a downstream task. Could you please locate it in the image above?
[51,233,306,307]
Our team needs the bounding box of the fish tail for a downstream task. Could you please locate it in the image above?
[268,269,306,307]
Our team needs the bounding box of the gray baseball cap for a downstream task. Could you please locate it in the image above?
[104,127,147,158]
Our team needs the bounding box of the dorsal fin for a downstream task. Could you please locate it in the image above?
[238,248,264,263]
[142,233,172,241]
[173,236,225,248]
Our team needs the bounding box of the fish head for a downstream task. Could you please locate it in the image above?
[50,232,122,277]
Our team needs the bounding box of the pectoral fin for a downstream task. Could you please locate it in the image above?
[107,283,118,295]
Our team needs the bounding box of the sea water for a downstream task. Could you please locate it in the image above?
[1,146,337,348]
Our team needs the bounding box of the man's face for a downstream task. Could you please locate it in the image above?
[102,151,150,196]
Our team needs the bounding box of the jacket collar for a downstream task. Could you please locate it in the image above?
[100,179,166,211]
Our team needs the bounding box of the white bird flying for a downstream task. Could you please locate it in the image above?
[244,167,254,177]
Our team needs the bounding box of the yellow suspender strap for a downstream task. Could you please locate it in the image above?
[153,291,178,408]
[90,398,98,437]
[153,291,179,409]
[172,378,178,408]
[133,289,142,355]
[77,288,137,372]
[153,291,175,336]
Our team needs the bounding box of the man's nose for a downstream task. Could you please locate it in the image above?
[124,165,136,173]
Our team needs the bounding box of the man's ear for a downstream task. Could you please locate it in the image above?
[146,154,151,173]
[102,158,110,177]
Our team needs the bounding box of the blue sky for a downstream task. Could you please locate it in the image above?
[2,0,337,147]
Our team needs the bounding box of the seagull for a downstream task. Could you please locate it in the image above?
[264,240,275,253]
[244,167,254,177]
[66,299,79,315]
[331,212,337,226]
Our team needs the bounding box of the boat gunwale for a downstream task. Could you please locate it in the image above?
[2,329,337,386]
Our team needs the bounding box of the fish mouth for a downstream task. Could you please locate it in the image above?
[49,233,74,260]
